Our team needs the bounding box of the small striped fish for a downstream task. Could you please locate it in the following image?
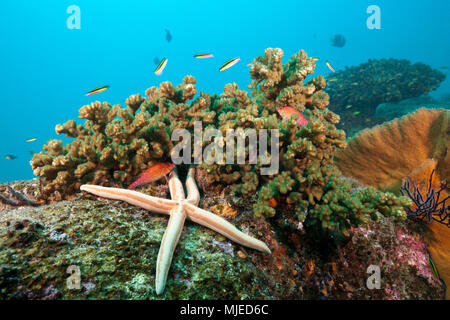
[154,58,168,76]
[86,85,109,96]
[326,61,335,73]
[219,57,240,72]
[194,53,214,59]
[428,253,446,288]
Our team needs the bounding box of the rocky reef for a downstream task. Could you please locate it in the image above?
[326,58,446,136]
[0,180,445,299]
[335,108,450,298]
[16,48,447,299]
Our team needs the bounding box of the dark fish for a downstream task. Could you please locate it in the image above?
[29,150,36,156]
[153,56,159,65]
[331,34,346,48]
[165,29,172,42]
[5,154,17,160]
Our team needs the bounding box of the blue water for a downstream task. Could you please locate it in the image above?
[1,0,449,182]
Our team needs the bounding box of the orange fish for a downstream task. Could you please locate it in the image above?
[128,162,175,190]
[276,106,309,127]
[268,198,278,208]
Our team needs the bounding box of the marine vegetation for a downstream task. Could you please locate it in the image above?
[326,58,446,135]
[30,48,411,242]
[401,170,449,227]
[334,109,450,298]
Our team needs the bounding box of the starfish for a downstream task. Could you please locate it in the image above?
[80,167,271,295]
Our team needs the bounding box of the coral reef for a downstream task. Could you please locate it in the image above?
[0,180,42,210]
[330,218,445,299]
[30,77,208,201]
[203,48,409,241]
[335,108,450,194]
[334,109,450,298]
[375,95,450,121]
[31,48,412,242]
[0,180,444,300]
[326,58,446,135]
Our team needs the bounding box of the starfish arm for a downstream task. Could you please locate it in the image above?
[168,170,185,201]
[184,202,271,254]
[186,167,200,206]
[155,205,186,295]
[80,185,176,214]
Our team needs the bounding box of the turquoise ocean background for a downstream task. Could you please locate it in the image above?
[1,0,449,182]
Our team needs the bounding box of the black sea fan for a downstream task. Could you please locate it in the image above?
[400,170,449,227]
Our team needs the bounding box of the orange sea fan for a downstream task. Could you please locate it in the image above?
[335,108,449,194]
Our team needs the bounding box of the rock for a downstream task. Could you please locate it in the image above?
[0,180,445,299]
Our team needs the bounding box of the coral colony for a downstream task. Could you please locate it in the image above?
[325,58,446,135]
[0,48,445,299]
[30,48,409,241]
[401,170,449,227]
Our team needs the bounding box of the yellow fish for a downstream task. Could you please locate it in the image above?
[25,138,36,142]
[345,105,352,109]
[353,111,360,115]
[325,61,335,73]
[328,78,338,82]
[86,85,109,96]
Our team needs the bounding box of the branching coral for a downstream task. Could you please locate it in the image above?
[30,76,212,201]
[326,58,446,135]
[31,48,411,242]
[198,49,410,241]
